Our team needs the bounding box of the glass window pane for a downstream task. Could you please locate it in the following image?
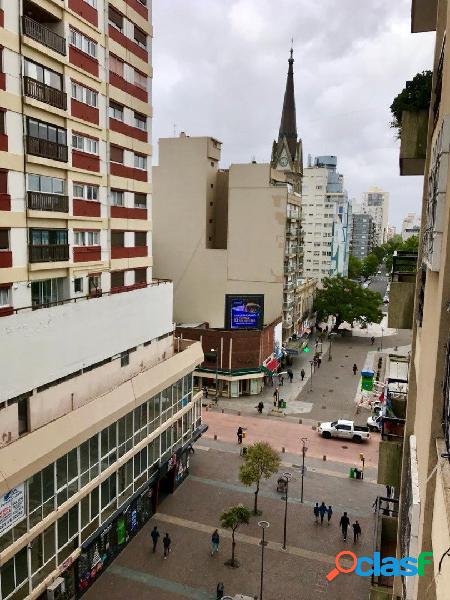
[40,175,52,193]
[56,455,67,490]
[52,178,64,195]
[57,513,68,548]
[42,464,54,502]
[28,472,42,512]
[43,523,55,563]
[68,505,78,539]
[27,174,40,192]
[1,556,15,597]
[91,488,99,518]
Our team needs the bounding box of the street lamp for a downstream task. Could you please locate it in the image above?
[380,328,384,352]
[211,348,219,404]
[258,520,270,600]
[300,438,309,503]
[280,472,292,550]
[309,360,314,392]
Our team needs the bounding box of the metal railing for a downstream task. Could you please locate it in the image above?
[27,191,69,213]
[372,496,399,590]
[26,136,68,162]
[24,76,67,110]
[28,244,69,263]
[22,16,66,56]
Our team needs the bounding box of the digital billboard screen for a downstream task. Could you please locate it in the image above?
[225,294,264,330]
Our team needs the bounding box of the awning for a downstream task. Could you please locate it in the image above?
[265,358,279,373]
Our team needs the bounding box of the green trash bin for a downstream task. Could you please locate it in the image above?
[281,400,287,409]
[349,467,356,479]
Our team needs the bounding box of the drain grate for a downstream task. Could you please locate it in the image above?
[341,445,348,449]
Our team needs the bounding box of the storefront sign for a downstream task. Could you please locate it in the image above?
[225,294,264,330]
[0,484,25,535]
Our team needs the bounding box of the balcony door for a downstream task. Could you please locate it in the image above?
[31,278,65,307]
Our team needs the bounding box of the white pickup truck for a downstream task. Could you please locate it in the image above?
[318,420,370,443]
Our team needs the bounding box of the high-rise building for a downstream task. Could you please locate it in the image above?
[0,2,205,598]
[385,224,397,241]
[350,213,376,260]
[301,156,351,284]
[361,186,389,245]
[401,212,421,240]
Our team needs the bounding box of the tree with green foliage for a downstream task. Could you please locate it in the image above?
[360,253,380,279]
[239,442,281,515]
[348,255,362,279]
[314,276,383,331]
[220,504,252,567]
[390,71,432,135]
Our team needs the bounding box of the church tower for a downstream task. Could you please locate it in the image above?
[271,48,303,190]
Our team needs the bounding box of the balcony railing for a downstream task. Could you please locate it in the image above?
[381,417,405,441]
[27,191,69,213]
[26,136,68,162]
[24,76,67,110]
[29,244,69,263]
[22,16,66,56]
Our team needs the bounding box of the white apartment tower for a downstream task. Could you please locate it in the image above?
[361,187,389,246]
[0,2,204,599]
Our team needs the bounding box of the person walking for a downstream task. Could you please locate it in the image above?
[370,336,375,345]
[327,505,333,526]
[202,386,208,399]
[313,503,320,524]
[237,427,243,445]
[256,401,264,414]
[211,529,220,556]
[340,512,350,541]
[287,368,293,383]
[163,533,171,558]
[279,374,284,386]
[319,502,327,525]
[352,521,361,544]
[300,368,305,381]
[151,526,160,553]
[273,387,279,407]
[352,363,358,376]
[317,357,322,368]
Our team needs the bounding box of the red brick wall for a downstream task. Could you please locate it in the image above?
[69,46,99,77]
[68,0,98,26]
[73,199,100,217]
[72,150,100,172]
[71,98,99,125]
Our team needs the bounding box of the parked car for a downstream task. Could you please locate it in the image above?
[367,414,382,432]
[317,420,370,443]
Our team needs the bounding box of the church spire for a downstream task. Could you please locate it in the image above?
[278,46,298,162]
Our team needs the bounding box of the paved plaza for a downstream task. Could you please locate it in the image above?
[85,438,383,600]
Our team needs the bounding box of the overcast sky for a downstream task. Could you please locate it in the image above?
[152,0,434,229]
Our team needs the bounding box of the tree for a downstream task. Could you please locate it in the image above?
[348,255,362,279]
[314,276,383,331]
[360,253,380,279]
[220,504,252,567]
[390,70,432,135]
[239,442,281,515]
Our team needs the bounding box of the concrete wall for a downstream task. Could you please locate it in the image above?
[388,281,416,328]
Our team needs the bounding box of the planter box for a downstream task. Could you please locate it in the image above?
[399,109,428,176]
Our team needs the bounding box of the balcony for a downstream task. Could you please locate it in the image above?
[399,110,428,176]
[27,191,68,213]
[22,16,66,56]
[29,244,69,263]
[24,76,67,110]
[388,251,417,329]
[370,497,399,600]
[26,136,68,162]
[377,417,405,490]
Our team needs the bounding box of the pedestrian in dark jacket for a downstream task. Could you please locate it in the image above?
[287,369,293,383]
[273,388,279,407]
[163,533,171,558]
[237,427,243,445]
[317,357,322,368]
[340,512,350,541]
[327,506,333,525]
[211,529,220,555]
[352,521,361,543]
[370,336,375,345]
[151,526,160,553]
[300,369,305,381]
[352,364,358,376]
[257,401,264,414]
[319,502,327,525]
[279,375,284,386]
[313,503,320,524]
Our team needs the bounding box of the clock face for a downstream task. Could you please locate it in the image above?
[279,156,288,167]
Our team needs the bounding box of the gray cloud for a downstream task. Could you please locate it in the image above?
[152,0,434,228]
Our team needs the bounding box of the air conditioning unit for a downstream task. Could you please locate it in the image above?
[46,577,65,600]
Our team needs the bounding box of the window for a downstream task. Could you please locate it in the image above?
[134,193,146,208]
[111,271,125,288]
[1,547,28,598]
[85,0,97,6]
[24,59,63,91]
[134,26,147,48]
[0,286,10,307]
[56,449,78,506]
[134,154,147,170]
[74,278,83,293]
[73,183,98,201]
[74,231,100,246]
[111,190,124,206]
[108,6,123,31]
[134,232,146,246]
[109,55,124,77]
[31,278,65,307]
[88,274,101,294]
[0,229,10,250]
[110,145,124,163]
[70,28,97,58]
[134,111,147,130]
[109,101,124,121]
[72,134,98,155]
[27,118,67,145]
[134,69,147,90]
[71,81,98,107]
[134,268,146,284]
[111,231,124,247]
[28,174,64,195]
[100,424,117,472]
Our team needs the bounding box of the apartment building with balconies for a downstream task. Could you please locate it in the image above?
[0,2,206,598]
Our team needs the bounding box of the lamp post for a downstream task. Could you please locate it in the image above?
[300,437,309,503]
[380,328,384,352]
[211,348,219,403]
[258,520,270,600]
[281,472,292,549]
[309,360,314,392]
